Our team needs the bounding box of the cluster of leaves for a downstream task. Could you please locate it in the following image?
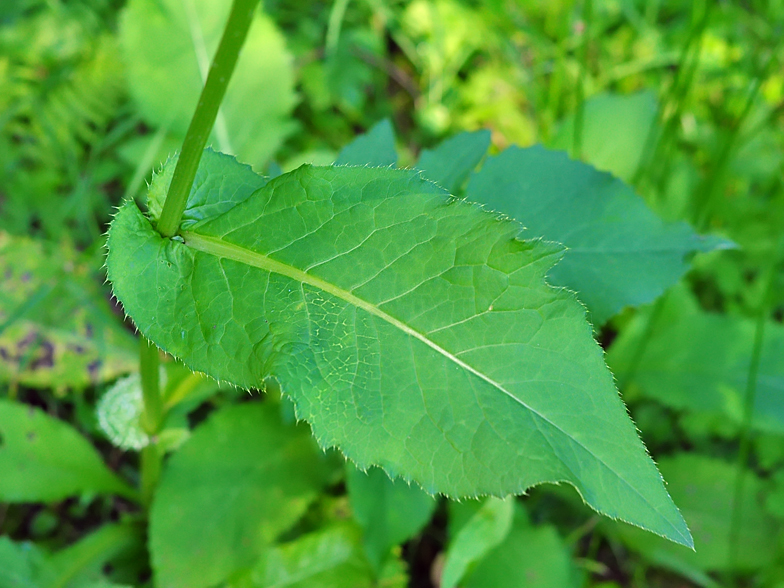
[1,0,784,587]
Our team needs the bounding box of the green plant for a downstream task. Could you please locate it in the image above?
[3,1,783,587]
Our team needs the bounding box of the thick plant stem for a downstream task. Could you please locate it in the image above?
[572,0,592,160]
[141,444,162,508]
[156,0,258,238]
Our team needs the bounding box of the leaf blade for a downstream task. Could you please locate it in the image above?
[107,157,691,546]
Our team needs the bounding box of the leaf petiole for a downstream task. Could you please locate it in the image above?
[156,0,258,238]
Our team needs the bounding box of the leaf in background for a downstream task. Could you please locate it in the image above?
[120,0,296,169]
[346,464,437,569]
[552,91,657,182]
[416,130,491,193]
[96,373,150,451]
[0,525,140,588]
[608,286,784,434]
[248,523,407,588]
[461,505,578,588]
[149,402,331,588]
[334,119,397,167]
[440,497,513,588]
[0,232,136,391]
[613,454,777,573]
[107,152,692,546]
[0,399,136,502]
[466,146,732,325]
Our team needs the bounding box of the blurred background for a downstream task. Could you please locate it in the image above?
[1,0,783,586]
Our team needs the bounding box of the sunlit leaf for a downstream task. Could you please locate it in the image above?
[107,150,692,546]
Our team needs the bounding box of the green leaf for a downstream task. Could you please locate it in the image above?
[0,525,140,588]
[334,119,397,167]
[613,454,777,572]
[465,146,731,325]
[107,153,692,546]
[149,402,331,588]
[416,130,491,193]
[552,91,657,182]
[608,286,784,434]
[249,523,407,588]
[441,497,514,588]
[0,232,136,391]
[120,0,296,168]
[461,506,578,588]
[0,399,136,502]
[346,465,437,569]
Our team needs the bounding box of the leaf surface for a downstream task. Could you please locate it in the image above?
[107,153,691,545]
[613,454,777,572]
[416,130,491,193]
[441,497,513,588]
[0,399,136,502]
[466,146,731,324]
[335,119,397,167]
[346,465,436,569]
[462,506,577,588]
[608,286,784,434]
[249,523,407,588]
[149,402,331,588]
[0,232,136,390]
[552,91,657,182]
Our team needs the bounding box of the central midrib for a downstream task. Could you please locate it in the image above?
[181,230,684,542]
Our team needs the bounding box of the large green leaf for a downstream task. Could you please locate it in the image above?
[120,0,296,169]
[608,286,784,434]
[346,465,436,569]
[0,232,136,391]
[0,399,136,502]
[107,150,691,546]
[149,402,331,588]
[465,146,731,325]
[613,454,777,573]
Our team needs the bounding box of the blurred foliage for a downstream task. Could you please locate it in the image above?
[1,0,783,586]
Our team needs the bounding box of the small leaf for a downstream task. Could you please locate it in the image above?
[249,522,407,588]
[552,91,657,182]
[0,399,136,502]
[441,497,513,588]
[96,373,151,450]
[334,119,397,167]
[416,130,491,193]
[149,402,331,588]
[608,286,784,434]
[462,506,578,588]
[0,232,136,390]
[107,152,692,546]
[120,0,296,168]
[346,465,436,569]
[466,146,732,324]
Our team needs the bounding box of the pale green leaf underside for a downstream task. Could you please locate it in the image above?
[106,153,691,546]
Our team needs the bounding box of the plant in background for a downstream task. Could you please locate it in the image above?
[1,1,782,587]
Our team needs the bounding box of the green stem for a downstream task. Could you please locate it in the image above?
[726,251,780,581]
[572,0,592,160]
[139,336,163,507]
[156,0,259,238]
[140,337,163,435]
